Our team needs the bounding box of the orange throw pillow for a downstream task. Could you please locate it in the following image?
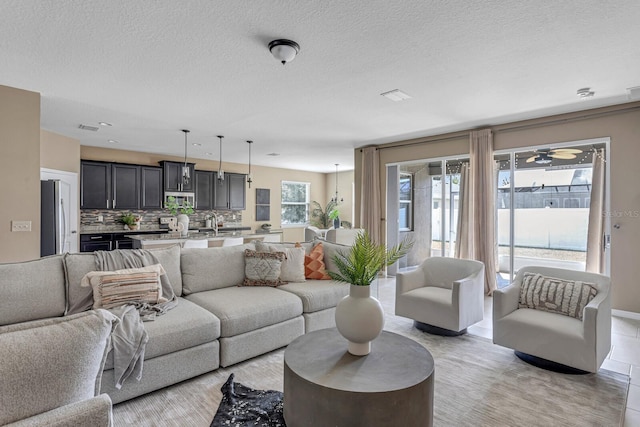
[302,242,330,280]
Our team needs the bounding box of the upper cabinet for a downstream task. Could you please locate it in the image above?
[195,170,214,210]
[81,160,152,210]
[80,161,111,209]
[160,161,195,192]
[81,161,139,209]
[228,173,246,210]
[140,166,163,209]
[111,164,140,210]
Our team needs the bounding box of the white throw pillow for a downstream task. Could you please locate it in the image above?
[271,246,306,283]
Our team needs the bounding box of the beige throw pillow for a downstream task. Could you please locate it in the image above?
[81,264,167,309]
[264,246,306,283]
[519,272,597,320]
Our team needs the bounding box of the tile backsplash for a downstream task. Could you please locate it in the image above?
[81,209,243,232]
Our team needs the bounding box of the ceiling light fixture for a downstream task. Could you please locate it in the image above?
[107,139,119,144]
[98,122,112,126]
[267,153,280,156]
[192,143,202,146]
[217,135,225,182]
[181,129,191,186]
[246,140,253,188]
[576,87,595,99]
[268,39,300,65]
[381,89,412,102]
[331,164,343,203]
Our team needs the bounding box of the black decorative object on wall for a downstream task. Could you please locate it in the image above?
[256,188,270,221]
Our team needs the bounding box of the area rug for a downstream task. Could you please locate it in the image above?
[210,374,284,427]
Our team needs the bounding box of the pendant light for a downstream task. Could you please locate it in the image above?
[331,163,343,203]
[181,130,191,187]
[217,135,225,182]
[246,140,253,188]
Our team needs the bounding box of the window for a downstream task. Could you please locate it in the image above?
[399,173,413,231]
[281,181,310,226]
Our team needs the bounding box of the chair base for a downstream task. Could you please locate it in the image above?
[414,321,466,336]
[514,351,590,375]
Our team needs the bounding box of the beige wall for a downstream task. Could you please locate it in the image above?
[355,102,640,313]
[326,170,355,226]
[0,85,41,262]
[81,145,329,242]
[41,130,80,173]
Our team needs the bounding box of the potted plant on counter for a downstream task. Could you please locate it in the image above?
[117,213,142,231]
[165,196,194,236]
[329,230,413,356]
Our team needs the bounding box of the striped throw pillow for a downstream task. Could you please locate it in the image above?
[81,264,167,309]
[518,272,597,320]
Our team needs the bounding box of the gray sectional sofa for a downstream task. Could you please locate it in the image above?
[0,240,350,424]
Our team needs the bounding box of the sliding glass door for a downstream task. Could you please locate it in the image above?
[495,140,609,285]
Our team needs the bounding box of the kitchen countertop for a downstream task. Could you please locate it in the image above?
[127,230,256,241]
[81,226,251,235]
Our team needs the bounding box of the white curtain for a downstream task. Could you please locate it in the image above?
[360,147,381,244]
[455,163,471,259]
[586,148,606,274]
[469,129,498,294]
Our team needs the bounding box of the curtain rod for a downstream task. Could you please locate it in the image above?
[367,104,640,152]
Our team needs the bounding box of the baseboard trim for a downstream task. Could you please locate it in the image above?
[612,309,640,321]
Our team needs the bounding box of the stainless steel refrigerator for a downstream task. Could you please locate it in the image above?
[41,180,65,256]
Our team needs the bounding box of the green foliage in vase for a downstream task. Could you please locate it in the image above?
[116,213,141,226]
[310,200,337,229]
[329,230,413,286]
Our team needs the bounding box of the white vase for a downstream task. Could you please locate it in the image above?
[335,284,385,356]
[176,214,189,236]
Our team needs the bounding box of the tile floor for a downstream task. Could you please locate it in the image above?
[378,276,640,426]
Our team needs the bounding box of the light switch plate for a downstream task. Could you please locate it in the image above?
[11,220,31,232]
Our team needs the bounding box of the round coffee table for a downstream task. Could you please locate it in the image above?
[283,328,434,427]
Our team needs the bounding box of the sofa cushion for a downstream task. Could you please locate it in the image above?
[0,255,66,325]
[316,240,351,275]
[181,244,255,294]
[243,249,285,287]
[0,310,116,425]
[256,243,306,283]
[256,241,313,254]
[519,272,597,320]
[185,287,302,337]
[103,297,220,370]
[64,245,183,315]
[278,280,349,312]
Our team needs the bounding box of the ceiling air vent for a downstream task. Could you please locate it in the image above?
[78,124,99,132]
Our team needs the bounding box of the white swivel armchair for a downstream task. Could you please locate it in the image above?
[396,257,485,336]
[493,266,611,373]
[325,228,364,246]
[304,226,323,242]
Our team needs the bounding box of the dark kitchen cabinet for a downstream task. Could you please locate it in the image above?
[141,166,163,209]
[81,161,141,210]
[112,233,135,249]
[228,173,246,210]
[81,161,111,209]
[213,172,229,210]
[212,172,246,210]
[161,161,195,192]
[112,164,140,209]
[80,234,112,252]
[195,170,214,210]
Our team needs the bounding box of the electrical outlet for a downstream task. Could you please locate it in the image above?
[11,220,31,232]
[97,215,104,222]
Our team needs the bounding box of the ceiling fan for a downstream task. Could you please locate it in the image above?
[525,148,582,164]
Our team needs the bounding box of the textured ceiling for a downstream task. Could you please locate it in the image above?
[1,1,639,173]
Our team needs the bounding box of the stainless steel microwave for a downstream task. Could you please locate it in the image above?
[164,191,195,208]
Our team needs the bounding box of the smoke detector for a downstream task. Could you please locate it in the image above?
[576,88,595,99]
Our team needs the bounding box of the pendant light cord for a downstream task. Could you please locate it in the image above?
[217,135,224,181]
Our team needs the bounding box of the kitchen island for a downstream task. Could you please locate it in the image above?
[128,230,282,249]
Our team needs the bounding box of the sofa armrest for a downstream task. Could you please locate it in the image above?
[396,268,426,296]
[6,394,113,427]
[582,289,612,369]
[452,269,484,311]
[492,282,520,323]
